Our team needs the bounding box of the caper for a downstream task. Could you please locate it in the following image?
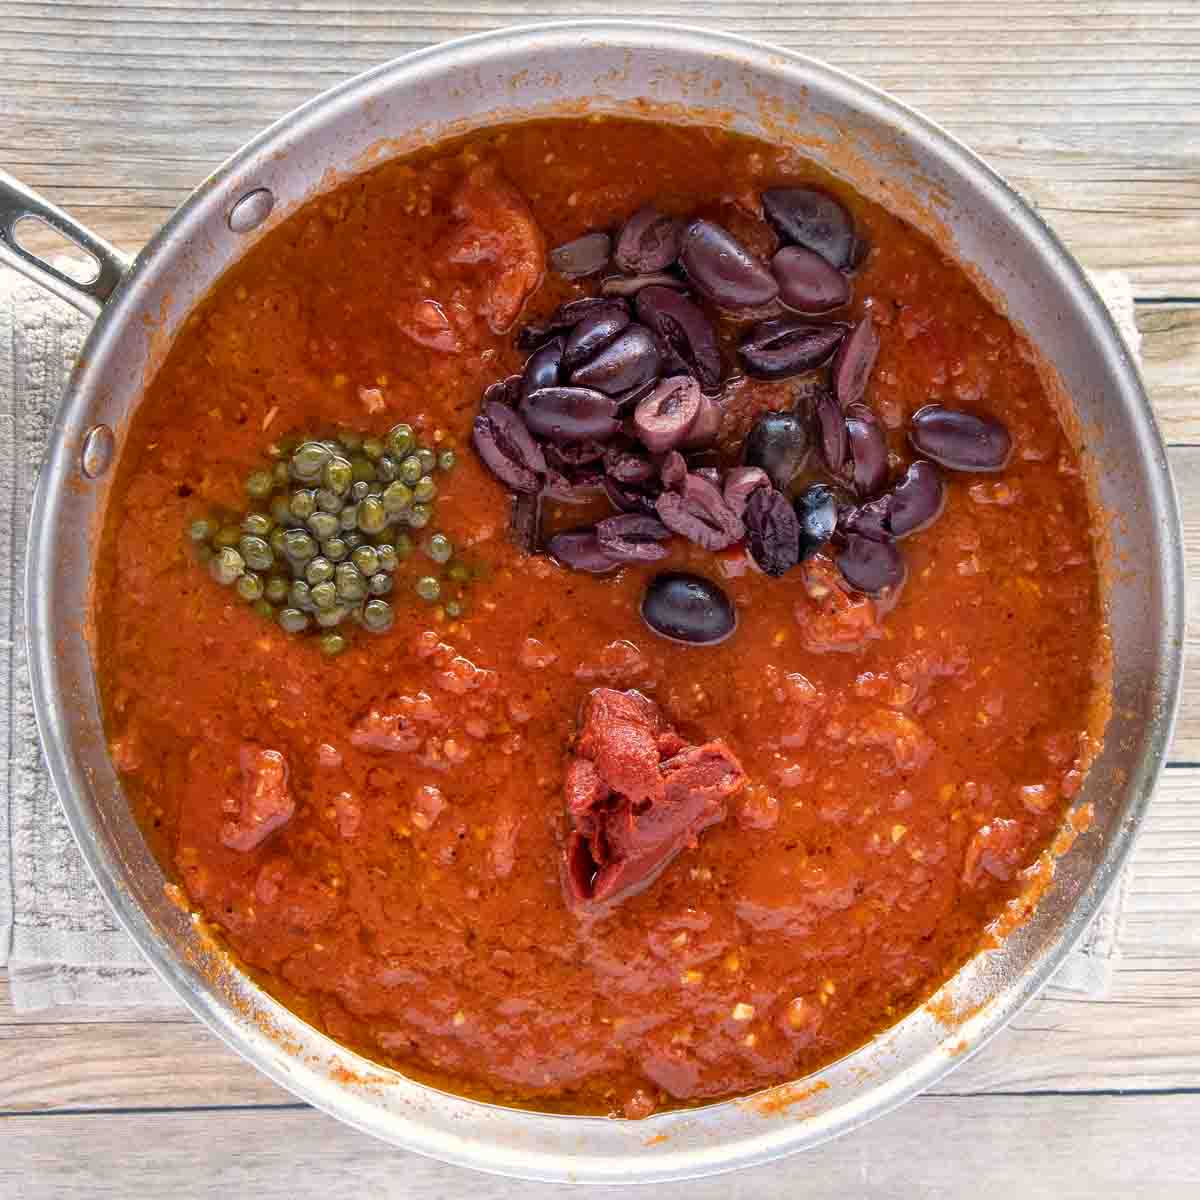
[322,537,349,562]
[363,436,386,460]
[283,528,317,563]
[269,528,288,558]
[320,632,348,657]
[271,496,296,527]
[339,504,359,531]
[343,531,364,550]
[367,571,393,597]
[265,577,290,604]
[335,562,367,602]
[323,456,353,496]
[214,524,242,550]
[358,495,387,535]
[310,580,338,610]
[447,563,471,584]
[350,481,370,502]
[386,423,414,458]
[415,448,437,475]
[308,510,340,541]
[376,454,399,483]
[350,456,376,484]
[306,556,335,585]
[188,518,215,543]
[289,580,313,611]
[446,600,463,618]
[210,547,244,585]
[278,607,309,634]
[336,428,363,453]
[426,533,453,564]
[394,533,413,560]
[352,546,380,576]
[242,512,274,538]
[362,598,394,632]
[406,503,431,529]
[253,598,275,620]
[246,469,275,499]
[270,434,299,460]
[239,535,274,572]
[438,449,456,471]
[316,605,349,629]
[413,476,437,504]
[382,481,412,515]
[399,454,423,485]
[290,489,317,520]
[376,544,399,573]
[273,460,292,487]
[236,572,264,602]
[315,488,342,514]
[415,575,441,602]
[291,441,332,482]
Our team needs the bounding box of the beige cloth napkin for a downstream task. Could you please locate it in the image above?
[0,264,1140,1011]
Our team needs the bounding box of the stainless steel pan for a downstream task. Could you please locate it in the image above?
[3,21,1184,1183]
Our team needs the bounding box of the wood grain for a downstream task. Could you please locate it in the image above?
[4,1098,1199,1200]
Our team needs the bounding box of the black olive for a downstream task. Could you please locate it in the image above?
[641,572,737,645]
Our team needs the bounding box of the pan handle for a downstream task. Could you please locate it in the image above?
[0,169,131,318]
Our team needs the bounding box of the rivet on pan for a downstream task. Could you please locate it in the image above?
[81,424,114,480]
[228,188,275,234]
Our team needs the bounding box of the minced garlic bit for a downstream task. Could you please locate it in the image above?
[452,1010,466,1027]
[731,1002,755,1022]
[680,969,704,986]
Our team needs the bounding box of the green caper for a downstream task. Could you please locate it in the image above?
[343,530,364,550]
[271,495,296,527]
[188,517,216,543]
[289,580,313,610]
[367,571,393,597]
[386,423,414,458]
[335,562,367,602]
[283,527,317,563]
[336,428,363,453]
[394,533,413,560]
[438,449,456,472]
[398,454,423,485]
[306,556,335,585]
[350,481,370,502]
[273,460,292,487]
[310,580,338,610]
[253,598,276,620]
[339,504,359,531]
[415,447,437,475]
[269,434,299,459]
[278,607,309,634]
[290,489,317,520]
[214,524,242,550]
[269,528,288,558]
[320,632,348,657]
[352,545,380,576]
[447,563,471,584]
[445,600,463,618]
[323,456,353,496]
[246,469,275,499]
[413,476,437,504]
[426,533,453,564]
[376,454,399,483]
[415,575,441,602]
[358,495,387,535]
[382,481,412,515]
[322,537,348,562]
[265,577,290,604]
[210,547,244,585]
[236,572,264,602]
[376,544,398,573]
[362,436,386,461]
[242,512,274,538]
[316,487,344,514]
[407,503,431,529]
[292,441,332,482]
[239,535,274,572]
[350,456,376,484]
[308,510,340,541]
[362,598,394,632]
[316,605,348,629]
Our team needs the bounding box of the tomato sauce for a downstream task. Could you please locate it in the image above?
[95,119,1109,1118]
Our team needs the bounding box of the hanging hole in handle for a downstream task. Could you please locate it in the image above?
[81,424,115,480]
[228,188,275,234]
[12,215,101,285]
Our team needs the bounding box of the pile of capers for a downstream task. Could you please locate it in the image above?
[187,424,465,656]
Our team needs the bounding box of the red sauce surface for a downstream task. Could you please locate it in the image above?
[96,119,1109,1118]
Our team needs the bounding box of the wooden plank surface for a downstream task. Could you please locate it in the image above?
[2,1,1198,1195]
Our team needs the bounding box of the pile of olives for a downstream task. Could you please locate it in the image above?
[188,425,464,656]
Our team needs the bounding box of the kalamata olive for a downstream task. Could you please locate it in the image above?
[596,513,672,563]
[795,483,838,560]
[547,529,619,574]
[636,286,722,392]
[738,316,846,380]
[550,231,612,280]
[772,245,851,314]
[614,207,684,273]
[604,476,660,515]
[744,487,800,577]
[845,403,888,496]
[601,272,687,298]
[571,324,661,396]
[604,443,657,485]
[562,302,632,370]
[517,296,627,351]
[641,572,737,645]
[835,532,906,595]
[521,336,564,399]
[521,387,622,444]
[888,460,946,536]
[482,373,523,407]
[546,440,606,468]
[543,469,605,505]
[812,385,848,475]
[679,392,723,451]
[723,465,770,518]
[510,491,542,553]
[694,466,722,488]
[743,410,811,491]
[762,187,856,270]
[633,375,701,453]
[840,496,891,542]
[909,405,1013,472]
[833,315,880,408]
[656,473,744,550]
[659,450,687,491]
[472,401,546,493]
[679,219,779,311]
